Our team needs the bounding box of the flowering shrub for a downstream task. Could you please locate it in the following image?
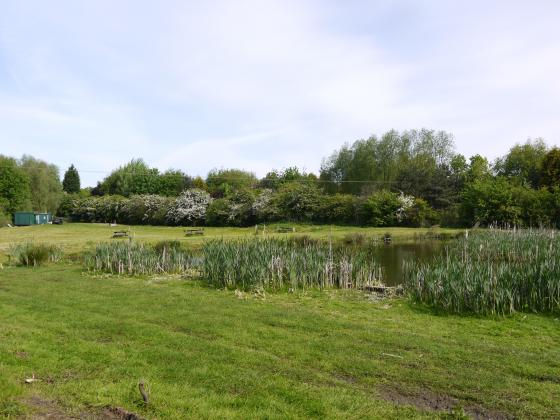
[70,196,125,222]
[207,189,255,226]
[166,189,212,226]
[120,195,172,225]
[252,189,276,221]
[58,184,439,227]
[396,192,415,222]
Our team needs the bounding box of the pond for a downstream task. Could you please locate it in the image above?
[373,240,445,286]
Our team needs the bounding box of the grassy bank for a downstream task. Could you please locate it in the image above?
[1,265,559,419]
[0,223,461,258]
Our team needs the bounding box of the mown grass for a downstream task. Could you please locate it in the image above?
[0,265,559,419]
[0,223,461,260]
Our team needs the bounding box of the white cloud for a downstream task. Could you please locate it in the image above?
[0,0,559,185]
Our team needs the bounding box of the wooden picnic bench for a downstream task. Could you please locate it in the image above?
[276,226,295,233]
[185,228,204,236]
[112,231,129,238]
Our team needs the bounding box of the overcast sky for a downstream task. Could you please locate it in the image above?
[1,1,559,186]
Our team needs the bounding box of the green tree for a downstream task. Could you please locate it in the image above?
[449,154,468,187]
[461,177,523,226]
[192,176,207,191]
[396,159,456,209]
[405,198,439,227]
[357,190,401,226]
[91,182,104,196]
[260,167,317,189]
[540,148,560,189]
[495,139,548,187]
[271,182,321,222]
[158,170,192,196]
[517,188,553,228]
[100,159,160,197]
[57,194,77,218]
[0,155,31,214]
[206,169,257,197]
[19,155,62,213]
[466,155,492,183]
[320,129,455,195]
[62,164,81,193]
[315,194,356,224]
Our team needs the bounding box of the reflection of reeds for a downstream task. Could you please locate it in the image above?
[404,229,560,315]
[202,238,383,291]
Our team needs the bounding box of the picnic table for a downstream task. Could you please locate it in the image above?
[112,231,129,238]
[276,226,295,233]
[185,228,204,236]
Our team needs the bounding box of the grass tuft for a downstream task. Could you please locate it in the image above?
[8,242,63,267]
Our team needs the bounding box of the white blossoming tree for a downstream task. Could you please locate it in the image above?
[396,192,415,222]
[121,194,172,225]
[251,189,277,221]
[166,189,212,226]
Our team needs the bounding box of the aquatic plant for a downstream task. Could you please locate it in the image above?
[8,242,63,267]
[404,229,560,315]
[85,241,196,275]
[202,238,383,291]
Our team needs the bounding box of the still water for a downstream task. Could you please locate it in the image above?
[372,241,445,286]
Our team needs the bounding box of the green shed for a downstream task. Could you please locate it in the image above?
[14,212,36,226]
[14,212,52,226]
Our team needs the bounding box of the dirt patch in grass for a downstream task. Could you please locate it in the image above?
[379,386,511,419]
[526,373,560,384]
[14,350,29,359]
[24,396,144,420]
[100,406,146,420]
[25,396,71,419]
[332,371,358,385]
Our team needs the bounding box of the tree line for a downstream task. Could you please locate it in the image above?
[2,128,560,227]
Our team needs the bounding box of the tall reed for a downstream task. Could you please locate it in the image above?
[202,238,383,291]
[8,242,63,267]
[403,229,560,315]
[85,241,196,275]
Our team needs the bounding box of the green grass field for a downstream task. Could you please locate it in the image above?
[0,223,460,256]
[0,224,559,419]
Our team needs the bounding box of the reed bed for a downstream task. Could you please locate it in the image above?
[85,240,197,275]
[202,238,383,291]
[403,229,560,315]
[8,242,63,267]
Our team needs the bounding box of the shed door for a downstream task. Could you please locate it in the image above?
[35,215,40,224]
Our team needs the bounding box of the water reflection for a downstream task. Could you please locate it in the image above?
[373,241,444,286]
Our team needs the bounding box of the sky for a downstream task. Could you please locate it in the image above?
[1,0,559,187]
